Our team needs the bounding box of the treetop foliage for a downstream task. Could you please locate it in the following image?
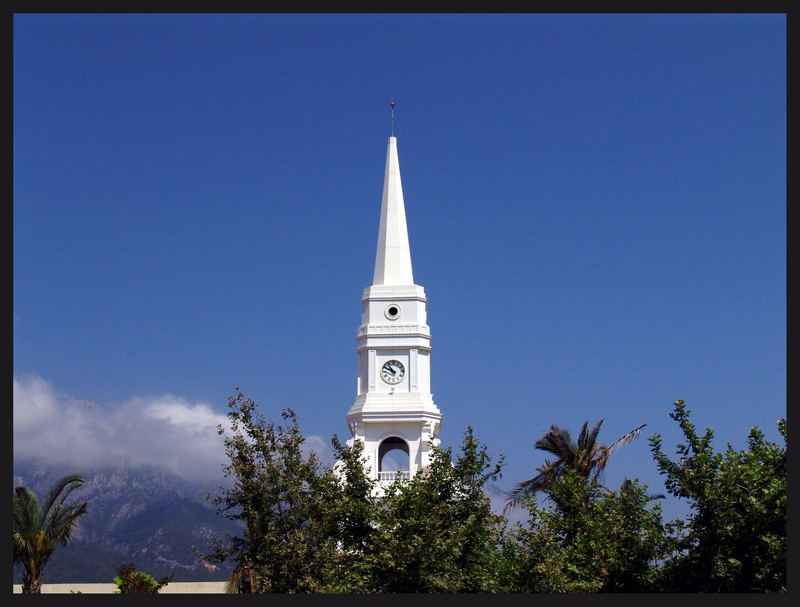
[649,400,786,592]
[198,392,785,594]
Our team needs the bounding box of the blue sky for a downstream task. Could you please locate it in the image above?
[14,13,785,521]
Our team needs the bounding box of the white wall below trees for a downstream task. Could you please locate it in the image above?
[12,582,227,594]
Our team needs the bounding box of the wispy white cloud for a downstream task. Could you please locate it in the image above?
[13,374,231,482]
[13,374,332,483]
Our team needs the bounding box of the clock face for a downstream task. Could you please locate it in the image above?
[380,359,405,384]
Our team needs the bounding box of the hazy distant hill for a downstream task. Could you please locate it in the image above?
[13,459,239,583]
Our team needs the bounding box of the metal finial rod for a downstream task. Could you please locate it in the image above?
[390,101,395,136]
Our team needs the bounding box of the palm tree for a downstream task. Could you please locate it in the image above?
[13,475,89,593]
[504,419,646,513]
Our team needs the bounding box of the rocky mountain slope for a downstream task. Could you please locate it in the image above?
[13,459,239,583]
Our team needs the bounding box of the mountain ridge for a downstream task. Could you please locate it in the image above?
[13,458,238,583]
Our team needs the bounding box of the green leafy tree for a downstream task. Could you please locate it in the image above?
[330,435,379,550]
[337,427,506,593]
[506,419,646,512]
[499,470,668,592]
[311,435,379,592]
[204,391,507,593]
[598,478,667,591]
[500,470,606,592]
[113,563,173,594]
[13,475,88,594]
[649,400,786,592]
[201,388,336,593]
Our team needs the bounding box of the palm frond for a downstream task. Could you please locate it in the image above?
[41,475,84,521]
[13,487,41,531]
[605,424,647,459]
[503,481,533,514]
[535,425,576,461]
[576,421,589,449]
[590,424,644,476]
[13,532,37,564]
[584,419,605,451]
[503,458,562,512]
[41,477,87,549]
[46,501,88,547]
[507,420,647,518]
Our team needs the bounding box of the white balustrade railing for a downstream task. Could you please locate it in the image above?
[378,471,410,481]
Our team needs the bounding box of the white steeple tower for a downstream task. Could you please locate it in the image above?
[345,131,442,493]
[372,136,414,287]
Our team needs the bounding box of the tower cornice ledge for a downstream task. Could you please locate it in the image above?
[356,338,431,352]
[347,394,442,421]
[362,284,427,302]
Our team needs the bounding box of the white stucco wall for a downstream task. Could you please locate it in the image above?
[13,581,228,594]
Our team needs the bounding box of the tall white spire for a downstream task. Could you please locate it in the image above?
[346,130,441,494]
[372,136,414,286]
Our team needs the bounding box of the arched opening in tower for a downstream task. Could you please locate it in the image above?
[378,436,410,479]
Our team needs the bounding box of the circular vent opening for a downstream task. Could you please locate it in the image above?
[384,304,401,320]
